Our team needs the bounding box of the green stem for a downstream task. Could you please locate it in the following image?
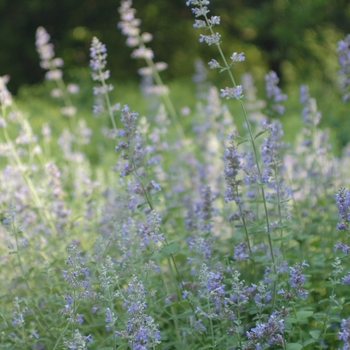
[107,288,117,350]
[141,48,185,140]
[292,305,303,343]
[200,4,278,302]
[272,161,286,261]
[96,63,117,131]
[318,285,336,346]
[234,187,256,281]
[207,298,215,348]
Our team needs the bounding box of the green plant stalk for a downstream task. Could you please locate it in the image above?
[272,160,286,261]
[215,46,275,270]
[52,321,70,350]
[233,184,256,281]
[107,288,117,350]
[319,285,336,346]
[71,289,76,348]
[207,297,215,349]
[158,260,182,343]
[141,47,185,140]
[292,304,303,343]
[199,5,277,304]
[57,78,76,133]
[235,308,243,349]
[129,28,185,140]
[14,300,26,349]
[95,52,117,131]
[284,165,306,259]
[47,58,77,134]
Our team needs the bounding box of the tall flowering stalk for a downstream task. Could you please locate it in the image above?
[335,187,350,231]
[297,84,334,201]
[36,27,79,123]
[90,36,119,130]
[337,34,350,102]
[118,0,184,139]
[186,0,278,303]
[265,71,287,116]
[260,120,290,261]
[334,188,350,350]
[224,131,255,271]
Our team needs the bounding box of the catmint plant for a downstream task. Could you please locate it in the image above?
[187,0,280,290]
[2,2,350,349]
[242,73,266,125]
[118,0,184,138]
[59,243,91,343]
[277,261,309,316]
[90,36,119,130]
[335,187,350,231]
[116,276,161,349]
[63,329,93,350]
[264,71,287,116]
[337,34,350,102]
[223,131,256,266]
[244,311,285,349]
[339,318,350,349]
[36,27,78,119]
[115,104,162,212]
[297,84,334,199]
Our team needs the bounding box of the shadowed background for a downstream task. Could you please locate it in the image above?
[1,0,350,148]
[1,0,350,91]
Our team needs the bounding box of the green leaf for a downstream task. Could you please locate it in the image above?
[296,311,313,320]
[237,139,249,146]
[200,345,215,349]
[285,316,297,324]
[174,310,192,319]
[309,330,321,339]
[151,251,165,259]
[303,338,317,347]
[254,130,266,140]
[117,345,129,350]
[286,311,313,324]
[137,201,149,209]
[161,243,180,256]
[286,343,303,350]
[267,273,278,282]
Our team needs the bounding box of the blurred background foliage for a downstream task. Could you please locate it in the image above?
[1,0,350,149]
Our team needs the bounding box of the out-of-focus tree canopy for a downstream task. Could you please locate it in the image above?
[1,0,350,93]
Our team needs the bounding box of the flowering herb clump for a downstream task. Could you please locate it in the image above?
[1,2,350,350]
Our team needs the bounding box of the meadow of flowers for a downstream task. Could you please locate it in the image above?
[2,0,350,349]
